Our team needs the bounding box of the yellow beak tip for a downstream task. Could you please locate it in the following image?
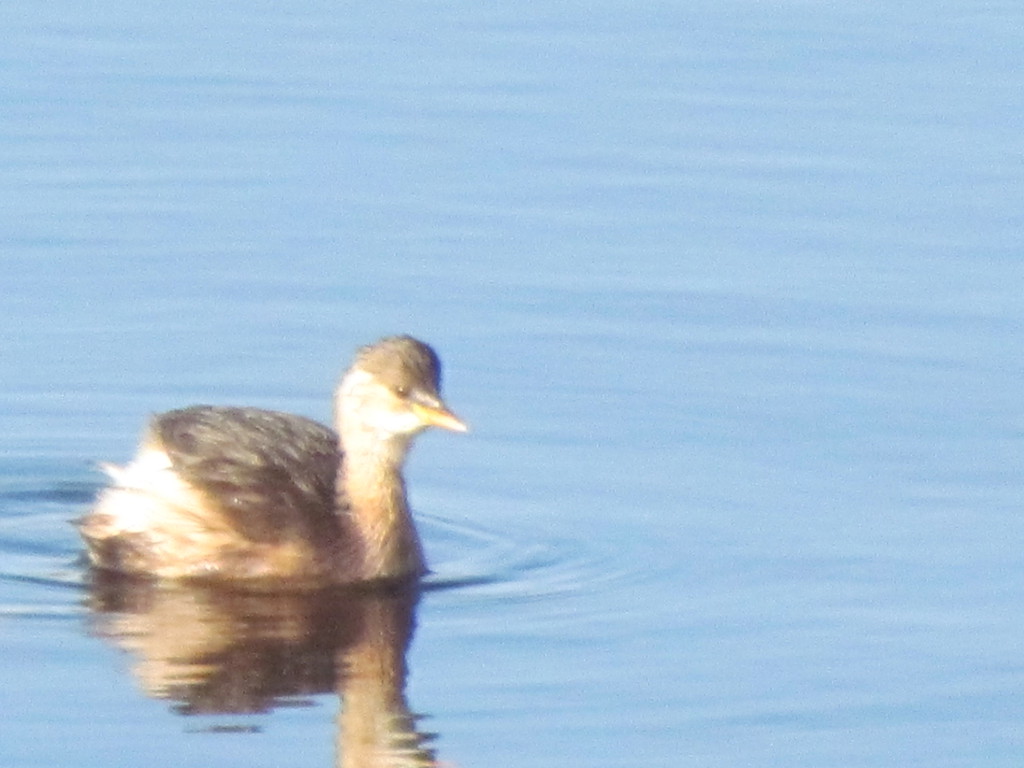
[411,402,469,433]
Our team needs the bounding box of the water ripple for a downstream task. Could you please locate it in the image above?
[0,482,98,506]
[420,511,665,620]
[0,484,658,631]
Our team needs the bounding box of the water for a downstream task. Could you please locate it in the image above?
[3,2,1024,766]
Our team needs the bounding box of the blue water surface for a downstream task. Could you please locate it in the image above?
[2,2,1023,767]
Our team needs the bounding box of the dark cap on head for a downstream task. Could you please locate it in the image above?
[354,336,443,394]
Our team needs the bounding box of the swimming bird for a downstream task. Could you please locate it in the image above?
[79,336,467,586]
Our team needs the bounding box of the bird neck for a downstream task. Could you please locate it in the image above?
[337,427,425,581]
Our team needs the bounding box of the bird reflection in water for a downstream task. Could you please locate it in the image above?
[85,573,440,767]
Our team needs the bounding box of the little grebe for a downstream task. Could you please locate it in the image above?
[79,336,467,586]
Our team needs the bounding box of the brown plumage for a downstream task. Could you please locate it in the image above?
[79,336,467,587]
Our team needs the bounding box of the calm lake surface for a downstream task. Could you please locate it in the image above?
[2,2,1023,766]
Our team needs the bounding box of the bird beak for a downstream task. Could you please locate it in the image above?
[410,400,469,432]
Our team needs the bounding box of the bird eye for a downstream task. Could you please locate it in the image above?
[394,385,410,397]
